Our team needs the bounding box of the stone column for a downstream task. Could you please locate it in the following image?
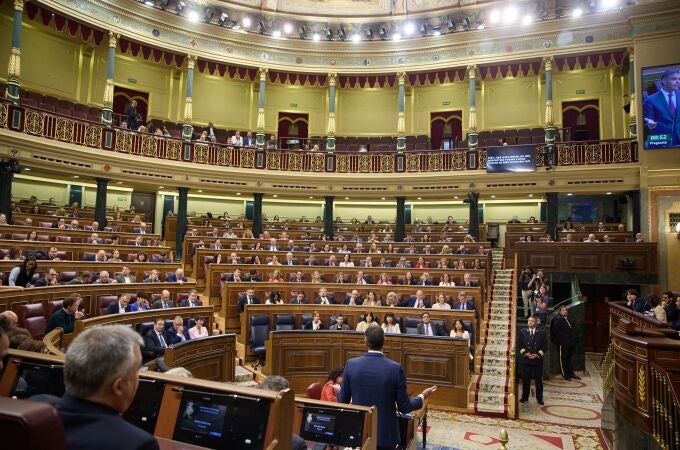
[256,68,268,149]
[101,32,119,126]
[323,196,334,239]
[252,193,264,238]
[543,56,556,166]
[5,0,24,102]
[627,190,641,237]
[326,73,337,152]
[467,65,478,149]
[395,196,406,242]
[467,192,480,240]
[396,72,407,152]
[94,178,109,228]
[181,55,196,141]
[545,192,558,240]
[175,187,189,261]
[627,48,637,139]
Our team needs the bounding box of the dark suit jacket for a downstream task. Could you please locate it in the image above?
[45,308,76,334]
[238,295,260,313]
[630,297,648,314]
[151,299,175,309]
[399,296,430,308]
[144,329,169,358]
[42,394,159,450]
[314,296,336,305]
[329,323,350,330]
[343,295,361,305]
[452,300,476,311]
[518,327,546,367]
[550,315,574,346]
[105,301,127,315]
[339,352,422,447]
[165,274,188,283]
[167,326,190,345]
[416,322,446,336]
[179,299,203,307]
[644,89,680,145]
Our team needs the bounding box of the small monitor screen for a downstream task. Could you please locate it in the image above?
[173,390,270,449]
[10,361,64,399]
[641,64,680,150]
[123,378,165,434]
[299,405,364,448]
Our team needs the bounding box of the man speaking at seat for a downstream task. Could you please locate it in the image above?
[339,327,437,450]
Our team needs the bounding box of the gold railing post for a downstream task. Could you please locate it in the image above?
[498,429,509,450]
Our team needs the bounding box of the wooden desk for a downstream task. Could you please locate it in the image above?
[0,239,173,262]
[12,212,153,233]
[0,224,160,243]
[164,334,236,382]
[506,231,632,257]
[265,330,471,410]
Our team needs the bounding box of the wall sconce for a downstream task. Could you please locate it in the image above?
[675,222,680,239]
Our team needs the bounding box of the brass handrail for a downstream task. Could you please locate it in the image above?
[507,253,518,418]
[602,340,615,399]
[650,363,680,450]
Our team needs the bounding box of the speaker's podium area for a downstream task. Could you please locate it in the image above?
[2,0,680,448]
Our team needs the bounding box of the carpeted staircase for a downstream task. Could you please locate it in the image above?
[472,249,514,416]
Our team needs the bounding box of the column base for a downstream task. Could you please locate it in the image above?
[326,136,335,153]
[256,131,265,149]
[101,108,113,127]
[182,124,194,141]
[629,121,637,140]
[544,126,556,145]
[396,137,406,153]
[467,132,478,150]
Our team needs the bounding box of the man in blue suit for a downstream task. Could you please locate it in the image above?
[643,69,680,146]
[339,327,437,449]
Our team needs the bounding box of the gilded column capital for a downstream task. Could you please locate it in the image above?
[14,0,24,11]
[258,67,268,81]
[328,73,337,87]
[108,31,120,49]
[543,56,554,72]
[467,65,477,79]
[186,54,197,70]
[626,47,634,62]
[397,72,407,85]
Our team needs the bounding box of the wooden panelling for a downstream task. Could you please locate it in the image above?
[163,334,236,382]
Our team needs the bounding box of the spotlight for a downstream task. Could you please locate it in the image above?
[241,16,251,28]
[572,7,583,17]
[365,28,373,39]
[522,14,533,25]
[325,28,334,40]
[298,25,307,39]
[602,0,619,8]
[312,32,321,41]
[217,12,228,26]
[431,26,441,36]
[176,1,185,15]
[505,5,519,22]
[338,27,346,41]
[283,23,293,34]
[258,20,265,34]
[392,32,401,41]
[203,9,214,23]
[489,9,501,24]
[419,23,428,36]
[187,10,199,22]
[352,32,361,42]
[446,18,456,32]
[272,29,281,37]
[159,0,169,10]
[378,26,387,40]
[404,22,415,35]
[144,0,154,6]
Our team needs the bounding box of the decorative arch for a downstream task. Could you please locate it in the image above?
[113,86,149,127]
[277,112,309,149]
[430,111,463,150]
[562,100,600,141]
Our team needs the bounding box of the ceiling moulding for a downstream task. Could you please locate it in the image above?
[37,0,680,72]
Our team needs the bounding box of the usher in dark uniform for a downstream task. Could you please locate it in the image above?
[550,310,581,381]
[518,323,547,404]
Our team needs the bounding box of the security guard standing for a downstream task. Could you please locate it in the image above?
[519,316,547,405]
[550,305,581,381]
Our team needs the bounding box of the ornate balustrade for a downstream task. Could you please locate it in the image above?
[0,100,638,174]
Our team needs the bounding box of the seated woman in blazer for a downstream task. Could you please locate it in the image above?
[188,316,209,339]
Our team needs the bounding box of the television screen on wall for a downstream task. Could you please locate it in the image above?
[641,64,680,150]
[486,145,536,173]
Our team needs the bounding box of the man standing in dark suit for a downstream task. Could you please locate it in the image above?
[339,327,437,449]
[144,318,169,359]
[643,69,680,146]
[416,312,445,336]
[34,325,159,450]
[550,306,581,381]
[238,287,260,313]
[519,316,547,405]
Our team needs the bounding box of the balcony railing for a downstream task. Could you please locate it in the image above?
[0,100,638,174]
[650,362,680,450]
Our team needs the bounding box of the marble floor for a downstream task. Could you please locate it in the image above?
[421,353,607,450]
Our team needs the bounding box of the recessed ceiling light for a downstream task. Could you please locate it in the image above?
[272,194,277,197]
[606,192,612,195]
[236,192,242,195]
[454,196,458,199]
[283,23,293,34]
[489,9,501,24]
[505,5,519,22]
[241,16,251,28]
[159,186,165,189]
[491,195,496,198]
[392,32,401,41]
[24,168,30,171]
[522,14,533,25]
[404,22,415,35]
[528,194,534,197]
[572,7,583,18]
[144,0,154,6]
[381,197,386,200]
[352,33,361,43]
[197,189,203,193]
[73,175,79,179]
[344,197,349,200]
[187,10,199,22]
[272,29,281,37]
[312,32,321,42]
[116,181,123,184]
[417,197,422,200]
[309,196,314,199]
[567,193,573,196]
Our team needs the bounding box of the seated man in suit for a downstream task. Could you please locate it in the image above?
[143,269,162,284]
[290,292,307,304]
[283,252,297,266]
[330,314,350,330]
[399,289,430,308]
[226,268,245,282]
[315,287,335,304]
[105,294,130,314]
[416,272,432,286]
[151,252,170,263]
[128,292,151,312]
[144,318,170,358]
[417,312,446,336]
[180,290,202,307]
[238,287,260,313]
[94,270,116,284]
[461,272,478,287]
[452,292,475,311]
[291,271,305,283]
[166,268,187,283]
[454,244,469,254]
[326,254,338,266]
[354,270,369,285]
[339,327,436,450]
[34,268,61,287]
[151,290,175,309]
[115,265,136,284]
[167,315,190,344]
[285,240,297,252]
[33,325,159,450]
[395,257,411,268]
[343,289,361,305]
[267,238,279,251]
[45,294,84,334]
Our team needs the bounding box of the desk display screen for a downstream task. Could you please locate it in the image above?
[173,390,269,449]
[11,362,64,399]
[304,412,336,437]
[642,64,680,150]
[299,405,364,448]
[123,378,165,434]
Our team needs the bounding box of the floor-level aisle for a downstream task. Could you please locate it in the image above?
[422,353,607,450]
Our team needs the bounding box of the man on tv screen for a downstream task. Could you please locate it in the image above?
[643,69,680,148]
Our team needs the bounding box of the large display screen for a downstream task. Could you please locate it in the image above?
[641,64,680,149]
[486,145,536,173]
[299,405,364,448]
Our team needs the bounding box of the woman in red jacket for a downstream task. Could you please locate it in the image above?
[320,366,345,402]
